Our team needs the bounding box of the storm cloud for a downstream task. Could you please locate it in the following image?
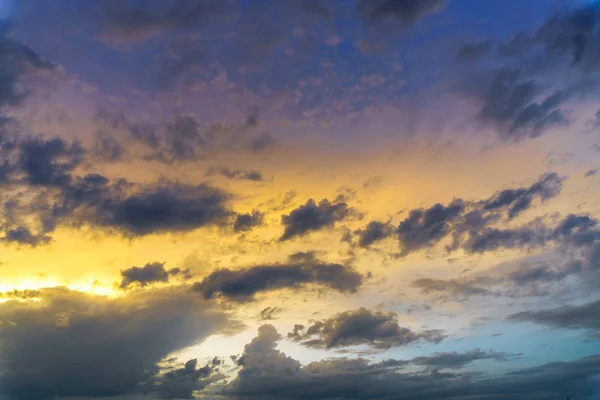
[0,286,234,399]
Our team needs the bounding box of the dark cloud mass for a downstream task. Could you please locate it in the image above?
[120,262,172,289]
[192,254,363,301]
[0,23,54,108]
[221,325,600,400]
[101,0,234,42]
[357,173,564,255]
[356,0,446,25]
[280,198,351,241]
[0,287,233,399]
[288,308,444,349]
[509,299,600,334]
[355,220,394,247]
[233,210,264,232]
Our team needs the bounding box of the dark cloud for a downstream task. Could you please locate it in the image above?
[91,131,126,162]
[396,200,465,256]
[154,357,225,399]
[460,3,600,140]
[355,220,394,247]
[508,298,600,334]
[101,0,234,42]
[233,210,264,232]
[192,254,364,302]
[457,40,493,60]
[259,306,284,321]
[481,172,564,219]
[288,308,444,350]
[356,0,446,25]
[0,286,233,399]
[223,325,600,400]
[17,136,85,186]
[61,177,231,237]
[210,167,265,182]
[412,277,491,298]
[120,262,178,289]
[585,168,598,177]
[411,349,512,370]
[476,69,569,141]
[462,225,547,254]
[247,132,277,153]
[0,23,54,108]
[2,226,51,247]
[280,198,351,241]
[368,173,565,255]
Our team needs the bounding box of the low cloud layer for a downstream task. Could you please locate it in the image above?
[0,286,235,399]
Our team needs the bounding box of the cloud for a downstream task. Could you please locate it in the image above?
[233,210,264,232]
[412,278,492,298]
[457,40,493,60]
[16,136,85,186]
[356,173,565,255]
[153,357,225,399]
[354,220,394,247]
[210,167,265,182]
[480,172,564,219]
[475,69,569,141]
[459,3,600,140]
[192,253,364,301]
[0,286,234,399]
[59,176,232,237]
[91,131,126,162]
[585,168,598,177]
[410,349,512,369]
[356,0,446,25]
[508,299,600,334]
[100,0,234,42]
[222,325,600,400]
[0,22,54,108]
[397,200,465,255]
[280,198,351,241]
[259,306,283,321]
[119,262,180,289]
[246,132,277,153]
[287,307,444,349]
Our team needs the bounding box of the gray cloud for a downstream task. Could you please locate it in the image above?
[356,0,446,25]
[355,220,394,247]
[0,286,234,399]
[222,325,600,400]
[412,278,492,298]
[411,349,512,369]
[120,262,177,289]
[508,298,600,334]
[280,198,351,241]
[259,306,284,321]
[0,21,54,109]
[192,254,364,302]
[475,69,569,141]
[210,167,265,182]
[457,40,493,61]
[233,210,264,232]
[100,0,234,42]
[358,173,564,254]
[153,357,225,399]
[287,307,444,350]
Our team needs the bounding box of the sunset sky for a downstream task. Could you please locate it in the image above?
[0,1,599,399]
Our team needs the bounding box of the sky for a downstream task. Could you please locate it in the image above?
[0,0,599,399]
